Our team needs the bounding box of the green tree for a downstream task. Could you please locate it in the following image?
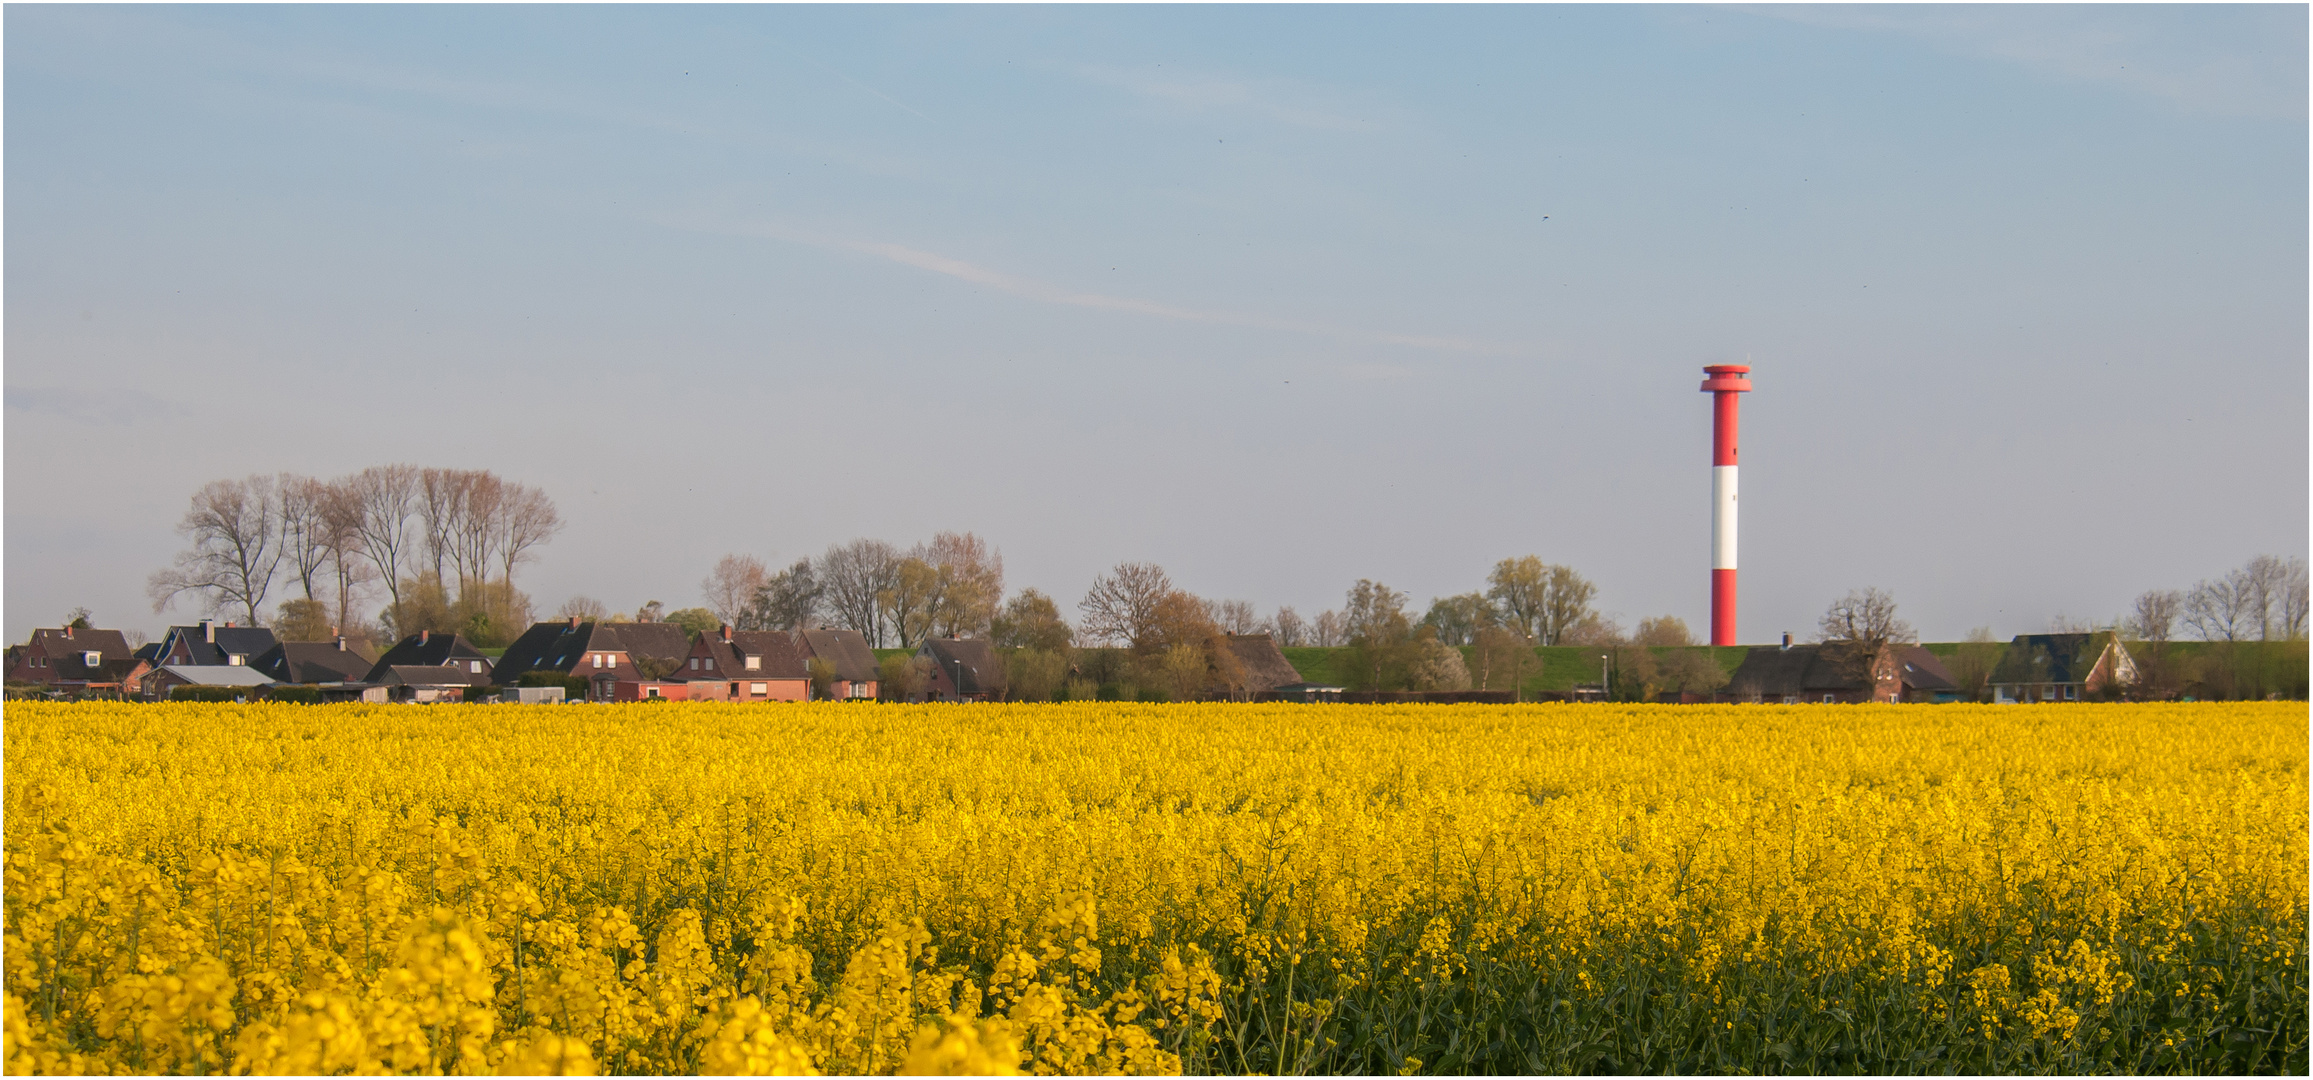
[1421,593,1496,646]
[1486,556,1598,645]
[1341,579,1416,691]
[992,589,1074,652]
[664,607,720,639]
[273,598,334,642]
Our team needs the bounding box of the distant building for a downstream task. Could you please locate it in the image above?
[6,625,146,695]
[254,637,377,684]
[1723,641,1960,704]
[1223,633,1306,697]
[154,620,279,669]
[918,637,1005,702]
[1989,633,2136,703]
[494,618,693,701]
[682,625,810,702]
[141,664,275,701]
[375,664,492,703]
[365,631,493,683]
[798,629,881,700]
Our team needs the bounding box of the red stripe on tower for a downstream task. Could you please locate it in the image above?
[1699,365,1752,647]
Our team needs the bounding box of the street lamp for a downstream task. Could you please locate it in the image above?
[1599,653,1610,703]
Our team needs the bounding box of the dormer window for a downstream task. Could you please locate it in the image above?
[744,655,760,670]
[228,654,246,666]
[469,660,483,674]
[83,652,101,667]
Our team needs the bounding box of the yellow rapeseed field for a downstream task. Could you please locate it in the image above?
[3,701,2304,1075]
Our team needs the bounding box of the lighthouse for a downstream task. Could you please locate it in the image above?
[1700,364,1752,646]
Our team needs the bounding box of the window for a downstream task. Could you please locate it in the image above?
[704,657,715,670]
[469,660,483,674]
[2062,685,2077,700]
[646,687,661,698]
[593,654,603,669]
[751,682,767,695]
[228,654,246,666]
[1821,695,1835,703]
[83,651,101,667]
[744,655,760,670]
[689,658,700,671]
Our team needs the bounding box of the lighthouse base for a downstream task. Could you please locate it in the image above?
[1711,569,1738,646]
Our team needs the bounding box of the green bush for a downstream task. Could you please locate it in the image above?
[264,686,323,705]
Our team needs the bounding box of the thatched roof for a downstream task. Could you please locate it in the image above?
[1224,634,1304,692]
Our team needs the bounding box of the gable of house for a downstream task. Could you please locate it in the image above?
[919,637,1006,697]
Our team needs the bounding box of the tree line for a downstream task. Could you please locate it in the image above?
[148,467,561,647]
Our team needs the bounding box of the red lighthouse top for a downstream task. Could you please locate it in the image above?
[1700,364,1752,393]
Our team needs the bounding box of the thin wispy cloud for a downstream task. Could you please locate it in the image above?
[685,216,1513,356]
[1749,5,2307,120]
[1074,64,1397,132]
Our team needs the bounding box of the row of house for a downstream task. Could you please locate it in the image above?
[8,614,2136,705]
[1717,632,2138,704]
[3,615,901,704]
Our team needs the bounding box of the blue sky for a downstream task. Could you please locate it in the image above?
[6,4,2305,645]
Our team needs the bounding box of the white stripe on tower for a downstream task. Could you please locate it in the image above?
[1712,465,1737,571]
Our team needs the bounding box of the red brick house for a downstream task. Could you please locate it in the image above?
[610,680,690,702]
[493,618,695,702]
[798,629,880,700]
[681,625,810,702]
[6,625,147,696]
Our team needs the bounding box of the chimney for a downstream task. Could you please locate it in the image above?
[568,615,581,629]
[335,636,347,652]
[62,625,72,640]
[420,630,431,646]
[721,624,733,643]
[1781,632,1791,651]
[202,619,215,643]
[224,621,235,629]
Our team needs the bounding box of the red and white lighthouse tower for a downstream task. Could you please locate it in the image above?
[1700,364,1752,646]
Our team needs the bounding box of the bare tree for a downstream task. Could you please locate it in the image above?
[1269,606,1308,647]
[1210,599,1261,634]
[1310,609,1347,647]
[148,476,284,624]
[702,554,769,627]
[348,464,421,614]
[277,474,333,604]
[2129,590,2183,644]
[748,559,823,631]
[555,595,610,621]
[820,539,900,646]
[417,467,468,586]
[1816,587,1917,651]
[317,478,375,636]
[1078,562,1175,647]
[496,482,562,589]
[2242,554,2309,641]
[2184,572,2257,643]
